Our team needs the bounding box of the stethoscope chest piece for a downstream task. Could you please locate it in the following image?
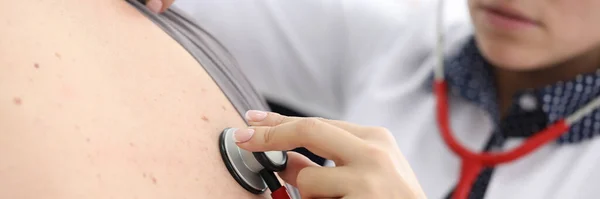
[219,128,287,194]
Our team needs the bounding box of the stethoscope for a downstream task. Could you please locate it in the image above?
[217,1,600,199]
[218,128,292,199]
[434,1,600,199]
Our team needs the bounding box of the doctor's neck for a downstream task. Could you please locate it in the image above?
[493,47,600,116]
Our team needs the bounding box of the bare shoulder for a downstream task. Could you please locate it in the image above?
[0,1,265,198]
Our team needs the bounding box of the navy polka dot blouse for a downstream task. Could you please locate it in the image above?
[443,38,600,144]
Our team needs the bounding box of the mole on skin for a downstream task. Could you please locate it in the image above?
[13,97,22,105]
[151,176,157,184]
[143,173,158,185]
[34,63,40,69]
[201,116,210,122]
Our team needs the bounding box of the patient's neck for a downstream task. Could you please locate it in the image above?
[494,47,600,117]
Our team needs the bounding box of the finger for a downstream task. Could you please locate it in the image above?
[245,110,374,139]
[159,0,176,12]
[235,118,368,164]
[277,152,320,187]
[144,0,163,13]
[144,0,174,13]
[296,167,354,198]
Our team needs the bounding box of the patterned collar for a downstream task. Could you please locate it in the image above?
[435,38,600,144]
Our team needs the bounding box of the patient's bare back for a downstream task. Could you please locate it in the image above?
[0,0,266,198]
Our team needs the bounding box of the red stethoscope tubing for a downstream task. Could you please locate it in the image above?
[434,80,570,199]
[271,186,291,199]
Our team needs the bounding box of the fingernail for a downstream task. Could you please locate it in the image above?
[146,0,163,13]
[245,110,268,122]
[233,128,255,143]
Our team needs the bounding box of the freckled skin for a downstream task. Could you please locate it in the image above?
[0,1,269,199]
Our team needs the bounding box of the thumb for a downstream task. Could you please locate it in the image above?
[277,152,320,188]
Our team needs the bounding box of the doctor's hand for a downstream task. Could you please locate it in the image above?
[234,110,426,199]
[142,0,175,13]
